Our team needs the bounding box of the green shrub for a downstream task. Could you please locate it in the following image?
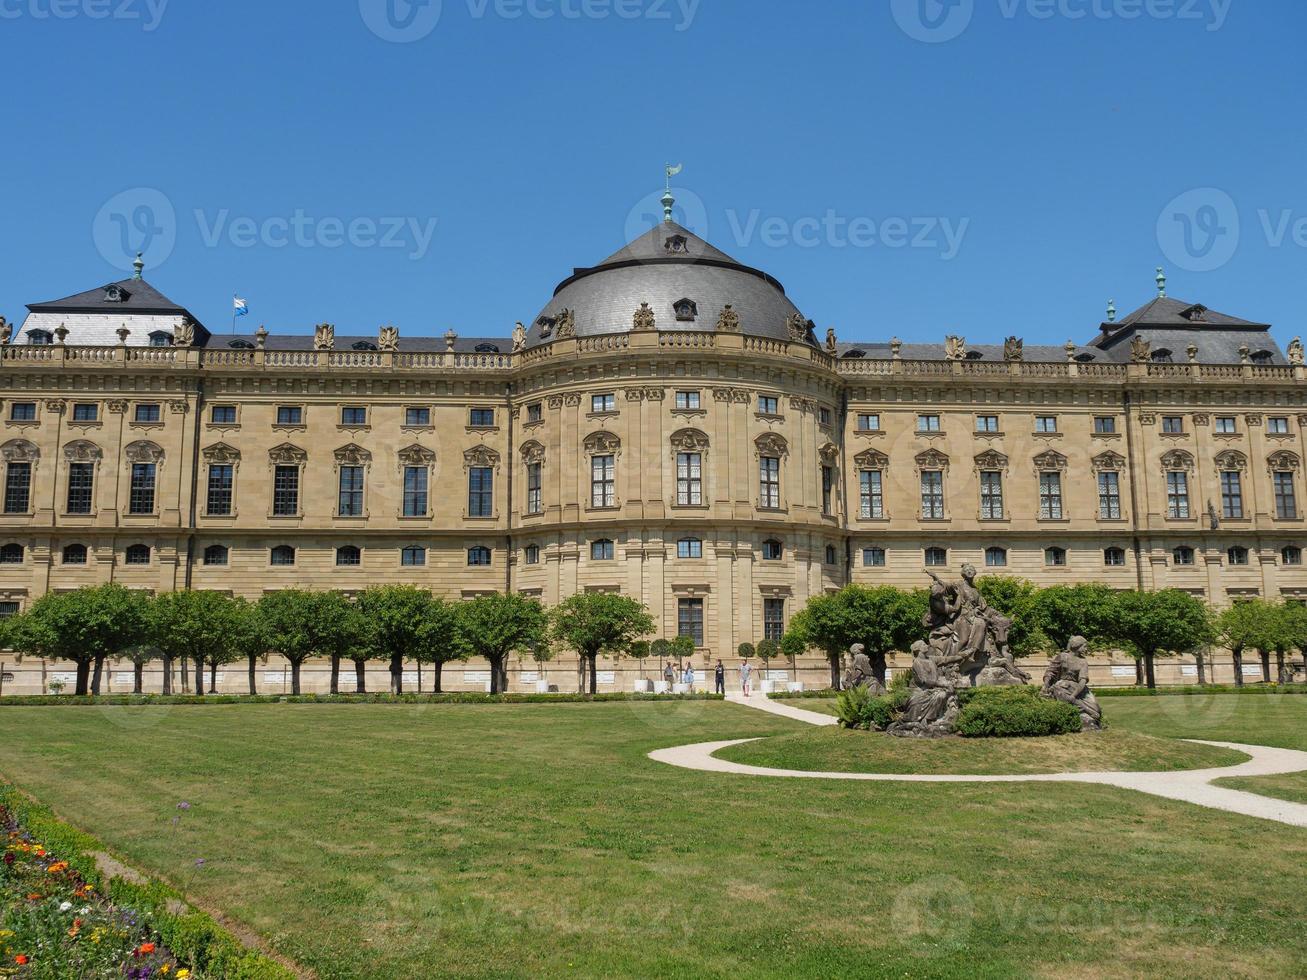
[955,686,1081,738]
[836,684,909,730]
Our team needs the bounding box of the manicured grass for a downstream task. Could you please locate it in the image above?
[716,727,1247,775]
[0,700,1305,978]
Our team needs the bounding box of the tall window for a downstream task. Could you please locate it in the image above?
[1039,472,1063,520]
[206,464,233,516]
[526,462,542,514]
[4,463,31,514]
[1167,471,1191,519]
[979,471,1003,519]
[677,453,702,506]
[859,470,883,519]
[759,456,780,508]
[338,466,364,516]
[1274,471,1298,519]
[273,465,300,516]
[403,466,428,517]
[763,598,785,642]
[1098,472,1121,519]
[821,465,834,515]
[591,455,615,508]
[128,463,156,514]
[984,546,1007,567]
[1221,471,1244,519]
[677,598,704,646]
[920,471,944,519]
[468,467,493,517]
[66,462,94,514]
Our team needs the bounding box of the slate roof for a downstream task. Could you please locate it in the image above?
[1085,296,1284,364]
[27,277,209,339]
[202,333,513,354]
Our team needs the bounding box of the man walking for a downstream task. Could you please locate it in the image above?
[739,657,753,698]
[714,659,726,695]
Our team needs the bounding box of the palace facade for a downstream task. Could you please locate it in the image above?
[1,210,1306,678]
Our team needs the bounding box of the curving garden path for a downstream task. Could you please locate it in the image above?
[647,693,1307,828]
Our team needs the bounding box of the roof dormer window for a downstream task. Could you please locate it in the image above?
[1151,349,1173,364]
[842,349,866,359]
[1075,352,1096,363]
[352,341,378,351]
[664,234,689,254]
[474,343,500,353]
[1251,350,1274,365]
[26,330,53,346]
[148,331,173,347]
[536,315,555,339]
[673,298,697,322]
[1179,304,1208,322]
[227,339,254,350]
[965,350,984,360]
[103,285,127,303]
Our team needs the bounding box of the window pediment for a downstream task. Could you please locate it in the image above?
[268,443,307,465]
[854,449,887,469]
[1268,451,1300,472]
[1033,450,1067,472]
[398,444,437,467]
[818,442,840,464]
[670,428,709,453]
[0,439,39,464]
[755,433,789,458]
[333,444,372,467]
[125,440,164,464]
[519,440,545,465]
[974,450,1008,471]
[914,449,949,470]
[1161,449,1194,472]
[63,440,102,463]
[584,431,621,456]
[1091,450,1126,472]
[1214,450,1247,472]
[464,445,501,470]
[202,442,240,464]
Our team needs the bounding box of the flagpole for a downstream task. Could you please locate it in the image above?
[232,293,236,335]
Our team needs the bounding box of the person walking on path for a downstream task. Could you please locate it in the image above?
[739,658,753,697]
[663,661,675,691]
[714,660,726,695]
[683,662,696,693]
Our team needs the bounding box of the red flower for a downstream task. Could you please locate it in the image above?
[137,942,156,955]
[2,852,13,865]
[15,954,29,965]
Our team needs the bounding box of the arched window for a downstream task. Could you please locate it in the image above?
[761,539,783,561]
[203,544,229,566]
[467,546,491,566]
[26,330,53,346]
[1226,546,1250,566]
[336,545,362,566]
[352,341,378,351]
[228,339,255,350]
[270,545,296,566]
[1150,349,1173,364]
[1251,350,1274,365]
[924,547,948,567]
[1045,547,1068,567]
[62,543,88,565]
[863,547,886,567]
[984,547,1007,567]
[824,544,837,565]
[148,331,173,347]
[1283,546,1303,566]
[590,539,615,561]
[0,543,23,564]
[1172,546,1195,566]
[125,544,151,565]
[1104,547,1126,567]
[401,545,426,567]
[677,538,702,559]
[474,343,500,354]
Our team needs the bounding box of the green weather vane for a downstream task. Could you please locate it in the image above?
[662,163,682,222]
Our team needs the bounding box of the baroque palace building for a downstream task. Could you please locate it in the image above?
[1,202,1306,679]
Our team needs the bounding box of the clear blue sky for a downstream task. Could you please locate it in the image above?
[3,0,1304,346]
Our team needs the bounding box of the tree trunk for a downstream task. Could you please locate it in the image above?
[490,655,503,694]
[417,660,423,693]
[195,655,205,696]
[1144,652,1157,690]
[330,654,340,695]
[75,659,90,696]
[290,659,302,695]
[588,654,598,695]
[829,653,842,691]
[390,652,403,694]
[209,661,217,692]
[1134,659,1145,687]
[1260,651,1271,684]
[500,659,509,693]
[1275,650,1287,684]
[180,653,189,690]
[431,660,442,693]
[134,662,144,695]
[353,658,367,694]
[248,654,258,695]
[1232,648,1244,687]
[162,653,173,695]
[1195,650,1207,686]
[91,655,105,695]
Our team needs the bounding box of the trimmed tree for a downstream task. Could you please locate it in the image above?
[417,596,466,693]
[755,638,779,683]
[976,575,1047,659]
[1114,589,1214,689]
[257,589,359,696]
[651,638,671,677]
[795,585,921,689]
[550,592,654,695]
[1032,583,1118,652]
[671,635,695,675]
[456,592,548,694]
[355,586,434,694]
[628,640,650,680]
[11,584,151,695]
[151,590,249,696]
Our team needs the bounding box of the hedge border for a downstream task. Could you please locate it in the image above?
[773,684,1307,701]
[0,783,296,979]
[0,691,725,708]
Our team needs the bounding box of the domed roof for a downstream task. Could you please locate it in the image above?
[526,221,813,348]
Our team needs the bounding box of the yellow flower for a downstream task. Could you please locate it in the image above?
[176,970,191,978]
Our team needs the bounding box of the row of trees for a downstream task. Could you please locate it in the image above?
[3,586,659,697]
[782,581,1307,690]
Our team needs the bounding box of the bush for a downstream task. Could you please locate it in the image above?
[836,684,909,730]
[955,686,1081,738]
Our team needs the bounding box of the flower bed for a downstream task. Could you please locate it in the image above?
[0,786,291,978]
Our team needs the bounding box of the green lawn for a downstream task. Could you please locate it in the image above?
[1,698,1306,978]
[771,696,839,716]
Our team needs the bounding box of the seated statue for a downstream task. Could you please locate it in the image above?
[888,641,961,738]
[843,643,885,695]
[1041,636,1103,731]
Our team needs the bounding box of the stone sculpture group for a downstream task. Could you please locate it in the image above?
[843,564,1104,738]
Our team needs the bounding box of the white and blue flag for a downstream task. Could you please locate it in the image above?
[233,296,249,317]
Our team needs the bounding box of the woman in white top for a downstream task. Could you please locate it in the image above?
[738,659,753,696]
[683,664,696,692]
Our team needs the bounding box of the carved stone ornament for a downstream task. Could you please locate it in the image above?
[0,316,10,344]
[518,440,545,465]
[713,387,749,403]
[1214,450,1247,472]
[268,443,308,465]
[644,387,665,401]
[789,396,817,413]
[819,442,840,464]
[1003,336,1024,362]
[63,440,103,463]
[555,308,576,339]
[716,305,740,333]
[106,400,128,415]
[974,450,1009,471]
[125,440,164,464]
[1193,413,1210,426]
[512,322,527,352]
[945,335,967,361]
[914,449,949,470]
[563,392,582,407]
[632,303,656,332]
[1139,414,1157,426]
[378,326,400,352]
[1289,337,1305,367]
[547,395,564,410]
[1033,450,1068,472]
[255,325,268,349]
[1245,414,1263,426]
[174,318,196,348]
[463,445,501,470]
[1091,450,1126,472]
[583,431,621,457]
[624,388,646,402]
[0,439,39,464]
[786,313,809,343]
[1268,451,1301,473]
[314,323,335,351]
[169,400,189,414]
[825,327,838,353]
[670,428,710,453]
[202,442,241,464]
[755,432,789,458]
[1161,449,1195,472]
[398,444,436,467]
[44,399,66,415]
[1131,335,1151,363]
[333,443,373,467]
[854,449,888,469]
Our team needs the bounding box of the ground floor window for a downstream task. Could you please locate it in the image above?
[677,598,704,646]
[763,598,784,641]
